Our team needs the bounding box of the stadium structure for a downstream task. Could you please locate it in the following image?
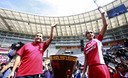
[0,0,128,64]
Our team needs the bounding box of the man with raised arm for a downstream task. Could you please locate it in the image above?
[82,8,110,78]
[8,24,57,78]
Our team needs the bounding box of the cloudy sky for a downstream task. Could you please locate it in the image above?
[0,0,114,16]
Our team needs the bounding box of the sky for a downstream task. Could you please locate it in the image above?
[0,0,115,16]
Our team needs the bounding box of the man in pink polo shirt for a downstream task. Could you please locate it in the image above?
[82,8,110,78]
[8,24,57,78]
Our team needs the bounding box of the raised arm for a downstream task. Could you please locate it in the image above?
[45,24,57,46]
[99,8,108,36]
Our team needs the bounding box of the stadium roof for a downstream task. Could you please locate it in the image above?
[0,0,128,37]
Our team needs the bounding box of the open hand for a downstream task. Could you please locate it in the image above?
[8,72,14,78]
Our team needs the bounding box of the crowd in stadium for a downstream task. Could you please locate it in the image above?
[0,43,128,78]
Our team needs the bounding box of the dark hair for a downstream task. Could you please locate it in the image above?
[10,42,24,51]
[116,63,127,69]
[1,63,7,66]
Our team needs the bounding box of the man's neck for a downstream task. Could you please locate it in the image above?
[32,42,40,45]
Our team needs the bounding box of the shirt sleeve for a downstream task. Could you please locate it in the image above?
[17,45,25,57]
[96,34,103,41]
[42,42,48,52]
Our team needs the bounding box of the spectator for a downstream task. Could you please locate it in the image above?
[113,63,128,78]
[75,66,87,78]
[0,63,15,78]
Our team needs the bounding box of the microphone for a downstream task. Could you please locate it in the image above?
[98,7,105,13]
[93,0,105,13]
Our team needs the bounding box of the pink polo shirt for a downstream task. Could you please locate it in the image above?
[16,42,47,76]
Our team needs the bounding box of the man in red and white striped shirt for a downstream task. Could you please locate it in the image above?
[82,8,110,78]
